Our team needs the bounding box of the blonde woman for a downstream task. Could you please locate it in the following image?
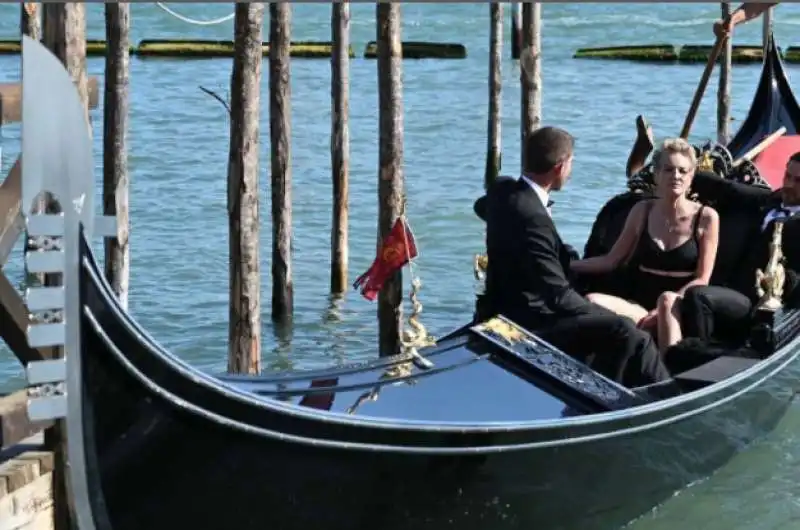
[571,139,720,353]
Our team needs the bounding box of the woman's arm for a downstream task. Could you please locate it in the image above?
[571,202,646,275]
[676,207,720,296]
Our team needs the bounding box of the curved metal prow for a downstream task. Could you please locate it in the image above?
[20,35,116,530]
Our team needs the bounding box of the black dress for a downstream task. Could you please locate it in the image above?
[626,201,704,310]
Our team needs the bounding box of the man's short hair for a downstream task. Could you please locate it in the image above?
[523,126,574,175]
[788,151,800,165]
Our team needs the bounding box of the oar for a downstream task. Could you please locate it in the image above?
[625,114,655,178]
[732,126,787,168]
[679,35,727,139]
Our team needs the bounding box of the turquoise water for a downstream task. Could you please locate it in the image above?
[2,3,800,528]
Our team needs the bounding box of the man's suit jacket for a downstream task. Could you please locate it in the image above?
[481,177,592,329]
[691,171,800,300]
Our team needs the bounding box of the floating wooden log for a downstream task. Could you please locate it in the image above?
[784,46,800,63]
[0,38,126,57]
[679,44,781,63]
[573,45,678,61]
[0,76,99,124]
[573,44,789,63]
[0,39,354,59]
[363,41,467,59]
[135,39,352,59]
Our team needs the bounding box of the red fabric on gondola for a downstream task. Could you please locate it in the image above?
[298,378,338,411]
[353,218,419,301]
[753,135,800,190]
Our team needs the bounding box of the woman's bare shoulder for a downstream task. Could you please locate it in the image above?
[698,203,720,231]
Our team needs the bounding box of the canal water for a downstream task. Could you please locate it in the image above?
[1,3,799,528]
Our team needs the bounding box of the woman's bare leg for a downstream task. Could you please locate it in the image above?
[656,291,683,352]
[585,292,649,323]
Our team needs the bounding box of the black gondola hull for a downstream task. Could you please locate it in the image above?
[15,29,800,530]
[77,242,800,530]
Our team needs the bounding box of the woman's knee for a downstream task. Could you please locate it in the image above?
[656,291,680,314]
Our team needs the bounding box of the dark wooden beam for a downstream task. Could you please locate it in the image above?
[0,76,99,125]
[0,156,22,266]
[0,390,52,451]
[0,273,50,366]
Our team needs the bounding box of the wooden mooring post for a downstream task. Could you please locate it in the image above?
[330,2,350,296]
[103,3,131,309]
[486,3,503,189]
[270,3,294,324]
[227,3,264,375]
[21,3,40,42]
[717,3,732,144]
[520,2,542,168]
[511,3,521,60]
[376,3,404,357]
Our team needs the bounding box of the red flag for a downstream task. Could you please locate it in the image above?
[353,217,418,301]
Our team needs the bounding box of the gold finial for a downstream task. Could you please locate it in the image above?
[474,253,488,280]
[698,150,715,173]
[755,221,786,312]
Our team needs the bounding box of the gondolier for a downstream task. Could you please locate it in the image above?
[713,2,779,38]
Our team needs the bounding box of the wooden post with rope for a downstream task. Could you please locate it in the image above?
[376,3,404,357]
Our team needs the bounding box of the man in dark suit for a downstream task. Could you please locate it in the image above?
[475,126,670,387]
[680,152,800,342]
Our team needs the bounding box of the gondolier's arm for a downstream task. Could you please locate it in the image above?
[714,3,779,38]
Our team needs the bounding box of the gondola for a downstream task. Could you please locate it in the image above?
[17,32,800,530]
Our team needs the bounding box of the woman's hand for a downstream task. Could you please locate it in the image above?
[637,310,658,330]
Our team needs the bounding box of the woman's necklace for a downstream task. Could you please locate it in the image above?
[661,204,690,234]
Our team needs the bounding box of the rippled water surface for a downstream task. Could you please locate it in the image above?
[2,3,800,528]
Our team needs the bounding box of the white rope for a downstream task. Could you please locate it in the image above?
[154,3,235,26]
[398,213,435,368]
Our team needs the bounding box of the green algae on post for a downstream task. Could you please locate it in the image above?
[573,45,678,62]
[363,41,467,59]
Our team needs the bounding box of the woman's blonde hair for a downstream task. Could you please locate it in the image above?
[652,138,697,171]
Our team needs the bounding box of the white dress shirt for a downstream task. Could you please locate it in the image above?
[521,176,552,216]
[761,204,800,230]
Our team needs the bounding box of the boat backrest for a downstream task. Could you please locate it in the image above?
[579,191,649,297]
[709,205,764,287]
[581,190,766,292]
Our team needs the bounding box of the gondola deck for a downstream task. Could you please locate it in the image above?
[16,31,800,530]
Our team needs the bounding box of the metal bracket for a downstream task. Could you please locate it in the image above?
[26,358,67,420]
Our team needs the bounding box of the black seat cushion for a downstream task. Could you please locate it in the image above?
[708,205,764,287]
[577,191,651,297]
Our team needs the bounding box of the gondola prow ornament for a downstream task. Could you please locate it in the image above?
[755,219,787,312]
